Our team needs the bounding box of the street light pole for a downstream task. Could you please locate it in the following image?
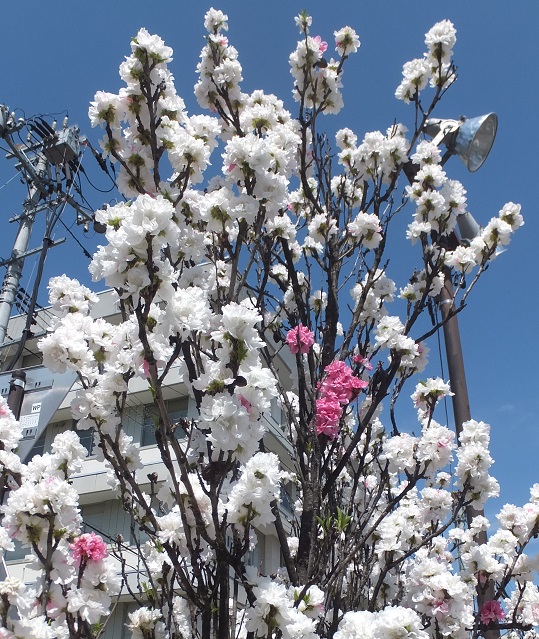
[439,268,488,531]
[438,268,498,639]
[438,270,471,446]
[406,111,500,636]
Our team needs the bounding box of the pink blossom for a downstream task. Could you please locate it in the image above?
[314,360,368,440]
[142,359,151,378]
[286,324,315,355]
[480,600,506,625]
[316,393,342,439]
[142,358,164,378]
[353,354,373,371]
[323,360,368,404]
[432,598,450,619]
[313,35,328,54]
[239,395,252,413]
[71,532,108,563]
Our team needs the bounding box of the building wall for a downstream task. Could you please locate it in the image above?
[1,290,296,633]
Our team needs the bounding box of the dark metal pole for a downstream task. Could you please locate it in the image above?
[7,369,25,420]
[438,271,472,440]
[439,269,498,638]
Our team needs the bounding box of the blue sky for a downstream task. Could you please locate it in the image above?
[0,1,537,511]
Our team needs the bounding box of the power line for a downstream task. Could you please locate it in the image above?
[0,172,19,193]
[57,217,92,259]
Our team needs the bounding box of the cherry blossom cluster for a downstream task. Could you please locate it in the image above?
[0,402,119,635]
[221,95,300,215]
[0,396,23,470]
[316,361,367,439]
[411,376,453,415]
[195,9,242,119]
[444,201,524,271]
[403,543,475,639]
[90,27,211,198]
[346,211,382,249]
[381,420,456,477]
[47,274,99,318]
[374,315,427,373]
[70,532,108,563]
[39,278,140,484]
[395,20,456,103]
[289,17,360,115]
[227,453,289,528]
[335,606,427,639]
[0,9,529,639]
[246,579,322,639]
[286,324,315,355]
[336,124,409,186]
[128,607,166,639]
[406,140,467,242]
[455,419,500,508]
[399,268,445,303]
[350,268,396,324]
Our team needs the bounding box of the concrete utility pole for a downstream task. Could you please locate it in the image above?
[0,105,95,364]
[0,156,47,345]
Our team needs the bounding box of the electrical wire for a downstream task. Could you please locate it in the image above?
[70,178,98,215]
[28,110,68,122]
[79,164,117,193]
[0,172,19,192]
[12,108,27,121]
[19,253,38,315]
[57,217,92,259]
[85,140,119,190]
[16,287,53,332]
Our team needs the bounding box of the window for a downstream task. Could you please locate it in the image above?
[226,531,266,574]
[27,428,46,461]
[75,424,96,457]
[270,396,282,425]
[80,502,106,536]
[246,531,265,573]
[141,397,189,447]
[280,481,295,514]
[80,501,135,546]
[5,539,30,563]
[100,602,134,639]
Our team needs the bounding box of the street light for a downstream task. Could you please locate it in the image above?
[422,113,499,638]
[425,112,498,172]
[419,114,499,442]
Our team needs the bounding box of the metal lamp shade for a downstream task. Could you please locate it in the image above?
[454,113,498,172]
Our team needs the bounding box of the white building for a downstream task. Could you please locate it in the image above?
[0,290,295,638]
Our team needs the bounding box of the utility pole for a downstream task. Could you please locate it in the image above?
[0,105,96,368]
[0,156,47,345]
